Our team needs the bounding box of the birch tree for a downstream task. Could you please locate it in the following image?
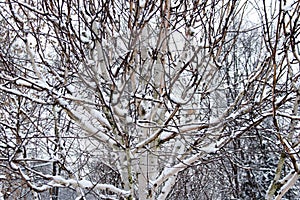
[0,0,299,199]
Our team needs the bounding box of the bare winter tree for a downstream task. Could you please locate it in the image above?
[0,0,299,199]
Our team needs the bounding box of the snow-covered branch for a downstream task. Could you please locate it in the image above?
[19,164,130,197]
[47,175,131,197]
[0,85,48,104]
[56,98,121,148]
[133,105,180,152]
[274,171,299,200]
[152,152,204,190]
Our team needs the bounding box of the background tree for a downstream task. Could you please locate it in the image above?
[0,0,299,199]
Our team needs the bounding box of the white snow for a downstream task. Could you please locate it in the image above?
[34,80,50,89]
[95,184,131,196]
[153,152,203,188]
[159,131,175,141]
[275,171,299,200]
[57,98,117,147]
[170,93,187,104]
[200,143,219,154]
[171,0,180,7]
[113,105,127,117]
[90,108,112,129]
[125,115,133,124]
[16,79,32,87]
[27,34,37,48]
[47,181,63,188]
[52,175,66,183]
[10,162,18,170]
[0,192,4,200]
[47,176,130,196]
[78,179,94,188]
[282,1,295,11]
[67,179,78,186]
[31,184,51,192]
[189,27,196,35]
[227,111,239,119]
[22,173,30,181]
[277,112,300,120]
[139,0,146,7]
[80,34,91,44]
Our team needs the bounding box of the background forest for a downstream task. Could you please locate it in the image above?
[0,0,299,199]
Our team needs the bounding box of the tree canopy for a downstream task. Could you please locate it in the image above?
[0,0,299,199]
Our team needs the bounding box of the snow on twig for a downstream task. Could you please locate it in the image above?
[48,175,131,197]
[88,107,112,129]
[152,152,204,189]
[16,164,130,197]
[57,98,119,148]
[282,0,297,11]
[274,171,299,200]
[277,112,300,120]
[0,86,48,104]
[133,105,180,152]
